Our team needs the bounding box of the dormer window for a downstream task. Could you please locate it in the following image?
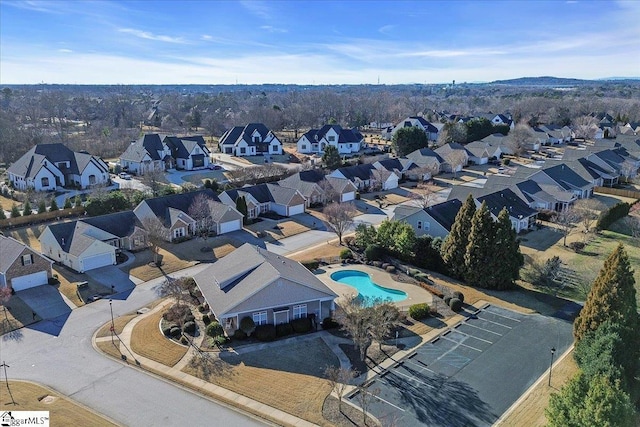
[328,136,335,142]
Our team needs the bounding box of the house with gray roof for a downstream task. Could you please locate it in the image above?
[530,162,594,199]
[382,116,441,141]
[465,141,501,165]
[193,243,337,334]
[0,236,53,291]
[219,183,306,219]
[404,148,444,176]
[164,135,211,170]
[297,125,363,155]
[392,199,462,239]
[434,143,469,172]
[8,143,110,191]
[218,123,283,157]
[476,189,538,233]
[328,163,398,190]
[134,189,243,241]
[119,133,173,175]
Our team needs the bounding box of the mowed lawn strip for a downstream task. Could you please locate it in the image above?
[0,380,117,426]
[184,337,338,426]
[496,350,579,427]
[130,310,187,367]
[95,313,138,338]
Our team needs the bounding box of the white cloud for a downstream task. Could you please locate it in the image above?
[378,25,395,35]
[118,28,187,44]
[239,0,272,20]
[201,34,213,41]
[57,48,73,53]
[260,25,287,33]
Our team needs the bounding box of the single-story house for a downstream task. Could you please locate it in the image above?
[134,190,243,241]
[218,123,283,157]
[405,148,444,176]
[297,125,363,155]
[39,211,147,273]
[8,143,110,191]
[392,199,462,239]
[278,169,358,205]
[329,163,397,191]
[465,141,501,165]
[434,143,469,172]
[219,183,306,219]
[193,243,337,334]
[0,236,53,291]
[373,158,421,181]
[476,189,538,233]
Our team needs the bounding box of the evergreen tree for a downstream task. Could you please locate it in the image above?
[322,145,342,170]
[63,197,72,209]
[573,244,639,344]
[49,198,59,212]
[391,126,429,157]
[441,194,476,279]
[464,201,495,288]
[0,208,6,220]
[10,204,21,218]
[235,196,248,224]
[37,200,47,214]
[74,195,82,208]
[22,200,32,216]
[490,208,524,290]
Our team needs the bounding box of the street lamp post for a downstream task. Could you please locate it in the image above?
[548,347,556,386]
[1,361,16,405]
[109,299,115,345]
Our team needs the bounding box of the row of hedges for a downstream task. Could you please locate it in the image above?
[417,281,444,298]
[231,316,315,342]
[0,206,85,229]
[596,202,631,230]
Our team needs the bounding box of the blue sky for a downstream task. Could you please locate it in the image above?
[1,0,639,85]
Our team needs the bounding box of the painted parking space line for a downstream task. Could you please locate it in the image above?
[483,306,522,322]
[454,325,494,344]
[461,321,503,336]
[389,368,437,389]
[370,392,406,412]
[440,335,483,352]
[405,357,437,374]
[440,353,472,368]
[475,316,513,329]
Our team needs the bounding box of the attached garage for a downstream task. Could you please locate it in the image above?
[219,219,242,234]
[288,204,305,216]
[81,253,114,272]
[341,192,356,202]
[11,271,48,291]
[192,154,205,168]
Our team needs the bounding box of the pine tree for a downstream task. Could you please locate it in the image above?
[235,196,248,224]
[10,204,21,218]
[0,208,6,220]
[37,200,47,214]
[63,198,72,209]
[490,208,524,290]
[49,198,59,212]
[22,200,32,216]
[573,244,639,344]
[441,194,476,279]
[322,145,342,170]
[464,201,495,288]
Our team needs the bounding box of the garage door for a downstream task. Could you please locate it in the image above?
[342,192,355,202]
[11,271,48,291]
[219,219,241,234]
[192,154,204,168]
[81,253,114,272]
[288,204,305,216]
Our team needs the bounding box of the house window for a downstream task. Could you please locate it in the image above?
[293,304,307,319]
[89,175,97,185]
[253,136,261,143]
[417,221,422,230]
[260,204,269,214]
[239,147,246,155]
[22,254,33,266]
[328,136,335,142]
[224,318,234,329]
[41,177,49,187]
[301,144,307,150]
[424,222,430,231]
[174,228,185,239]
[253,311,267,325]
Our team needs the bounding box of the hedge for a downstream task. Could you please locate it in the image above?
[596,202,630,230]
[291,317,312,333]
[409,303,431,320]
[276,323,294,337]
[206,321,224,337]
[417,282,444,298]
[449,298,462,312]
[0,206,85,229]
[232,329,247,340]
[301,260,320,271]
[322,317,340,329]
[254,324,277,342]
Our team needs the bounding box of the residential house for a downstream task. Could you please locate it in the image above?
[218,123,283,157]
[219,183,306,219]
[0,236,53,291]
[529,162,594,199]
[489,114,515,129]
[392,199,462,239]
[509,179,578,211]
[479,133,513,156]
[164,135,211,170]
[8,143,110,191]
[193,243,337,334]
[405,148,444,176]
[537,125,573,144]
[373,158,420,181]
[40,211,147,273]
[134,190,243,241]
[119,134,173,175]
[328,164,397,191]
[278,169,357,206]
[434,143,469,172]
[561,150,620,187]
[476,189,538,233]
[465,141,501,165]
[382,116,441,141]
[296,125,363,155]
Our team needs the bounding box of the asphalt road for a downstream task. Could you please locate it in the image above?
[2,265,266,427]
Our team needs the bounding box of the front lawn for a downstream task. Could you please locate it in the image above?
[123,248,195,282]
[130,309,188,367]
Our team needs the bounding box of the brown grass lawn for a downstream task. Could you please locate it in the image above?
[184,338,338,425]
[130,309,188,367]
[52,265,87,307]
[0,195,17,211]
[6,224,48,251]
[96,340,128,361]
[95,313,138,338]
[288,242,345,262]
[123,248,195,282]
[496,350,579,427]
[0,380,117,426]
[246,220,312,242]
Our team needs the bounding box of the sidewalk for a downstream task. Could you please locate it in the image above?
[94,298,318,427]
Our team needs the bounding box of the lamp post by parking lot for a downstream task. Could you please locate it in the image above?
[548,347,556,386]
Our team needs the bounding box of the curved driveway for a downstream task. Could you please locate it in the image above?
[2,265,266,427]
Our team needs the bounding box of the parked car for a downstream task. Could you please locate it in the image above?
[207,163,222,170]
[119,172,132,180]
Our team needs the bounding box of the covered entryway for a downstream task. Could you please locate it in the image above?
[11,271,48,291]
[81,253,114,272]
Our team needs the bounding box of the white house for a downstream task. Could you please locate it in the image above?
[119,134,173,175]
[164,135,211,170]
[382,116,440,141]
[218,123,283,157]
[296,125,363,155]
[8,144,110,191]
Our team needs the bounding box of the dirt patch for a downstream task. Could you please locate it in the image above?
[323,395,377,427]
[0,380,116,426]
[130,309,188,367]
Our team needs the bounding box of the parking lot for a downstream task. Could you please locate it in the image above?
[348,305,574,427]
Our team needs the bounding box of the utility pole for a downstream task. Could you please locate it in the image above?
[1,361,16,405]
[548,347,556,386]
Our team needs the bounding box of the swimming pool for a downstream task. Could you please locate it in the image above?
[330,270,407,302]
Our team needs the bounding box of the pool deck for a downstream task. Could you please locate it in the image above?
[315,263,432,310]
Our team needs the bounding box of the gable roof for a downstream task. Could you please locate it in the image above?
[541,161,593,190]
[45,221,111,257]
[164,135,208,159]
[424,199,463,231]
[193,243,337,317]
[302,125,363,144]
[120,134,167,162]
[8,143,106,179]
[219,123,278,147]
[477,188,537,220]
[0,236,51,273]
[138,189,221,226]
[81,211,143,238]
[336,164,375,181]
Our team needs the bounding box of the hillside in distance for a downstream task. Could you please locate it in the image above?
[489,76,640,87]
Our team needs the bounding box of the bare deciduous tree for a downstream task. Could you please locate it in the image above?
[573,198,605,233]
[553,205,580,246]
[156,276,193,306]
[324,366,357,413]
[442,150,467,178]
[409,184,439,208]
[188,194,213,239]
[573,115,599,141]
[622,215,640,239]
[337,294,374,362]
[142,216,169,265]
[323,202,357,245]
[507,123,535,157]
[370,168,393,192]
[369,302,400,350]
[142,167,167,197]
[356,383,380,426]
[1,286,12,323]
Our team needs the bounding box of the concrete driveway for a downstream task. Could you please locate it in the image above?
[16,285,72,319]
[87,265,138,296]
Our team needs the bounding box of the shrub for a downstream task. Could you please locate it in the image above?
[183,321,196,335]
[409,303,431,320]
[443,296,452,305]
[322,317,340,329]
[169,327,182,338]
[213,335,227,347]
[162,326,173,336]
[301,260,320,271]
[180,336,189,345]
[202,314,211,325]
[415,272,429,281]
[239,316,256,336]
[418,282,444,298]
[569,241,586,252]
[596,201,630,231]
[537,209,557,221]
[291,317,312,333]
[206,321,224,338]
[364,244,384,261]
[343,236,355,247]
[197,304,207,313]
[232,329,247,341]
[254,324,277,342]
[184,314,195,323]
[340,249,353,260]
[449,298,462,312]
[386,265,396,273]
[355,192,361,200]
[503,158,511,166]
[276,323,294,337]
[47,276,60,285]
[452,291,465,303]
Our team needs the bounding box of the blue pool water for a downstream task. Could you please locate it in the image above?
[330,270,407,302]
